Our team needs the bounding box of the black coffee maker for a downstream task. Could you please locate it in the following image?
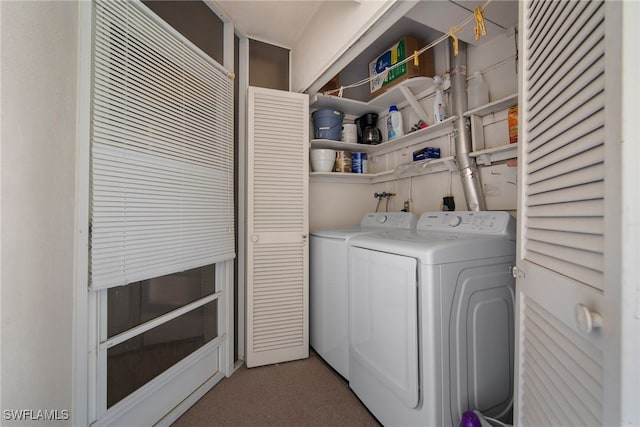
[355,113,382,145]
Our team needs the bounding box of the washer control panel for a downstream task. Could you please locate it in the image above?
[417,211,515,238]
[360,212,418,229]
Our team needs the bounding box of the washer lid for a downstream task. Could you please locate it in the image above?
[310,212,419,239]
[349,229,515,265]
[310,226,364,239]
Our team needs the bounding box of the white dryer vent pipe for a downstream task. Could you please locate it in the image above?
[449,40,486,211]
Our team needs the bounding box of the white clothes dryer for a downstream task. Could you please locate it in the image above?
[348,211,516,426]
[310,212,418,380]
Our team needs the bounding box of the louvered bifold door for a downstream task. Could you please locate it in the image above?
[515,1,623,426]
[246,87,309,368]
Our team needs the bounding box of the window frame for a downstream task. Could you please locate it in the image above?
[77,1,236,424]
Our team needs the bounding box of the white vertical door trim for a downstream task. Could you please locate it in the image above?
[288,49,292,91]
[73,1,92,424]
[601,2,623,425]
[237,35,249,362]
[218,259,234,375]
[222,19,235,375]
[246,86,309,368]
[619,2,640,425]
[88,291,98,422]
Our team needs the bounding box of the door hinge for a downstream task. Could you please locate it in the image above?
[510,265,525,279]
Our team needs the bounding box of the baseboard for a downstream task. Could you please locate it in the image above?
[154,370,225,427]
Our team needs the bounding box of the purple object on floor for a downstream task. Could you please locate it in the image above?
[460,410,482,427]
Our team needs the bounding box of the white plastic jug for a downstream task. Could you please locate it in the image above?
[467,72,489,110]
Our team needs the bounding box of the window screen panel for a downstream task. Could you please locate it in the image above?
[91,0,234,289]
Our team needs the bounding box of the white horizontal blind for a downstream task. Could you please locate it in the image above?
[523,0,605,291]
[90,0,234,289]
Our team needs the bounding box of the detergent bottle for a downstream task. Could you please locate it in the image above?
[433,75,447,123]
[387,105,404,140]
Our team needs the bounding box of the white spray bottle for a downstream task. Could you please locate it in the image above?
[433,75,447,123]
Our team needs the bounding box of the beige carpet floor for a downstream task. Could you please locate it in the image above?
[172,351,380,427]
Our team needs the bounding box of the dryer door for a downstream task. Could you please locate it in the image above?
[349,246,419,409]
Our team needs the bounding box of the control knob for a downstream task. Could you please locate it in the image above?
[448,215,462,227]
[376,215,388,224]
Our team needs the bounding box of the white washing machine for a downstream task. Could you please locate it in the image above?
[348,211,516,426]
[310,212,418,380]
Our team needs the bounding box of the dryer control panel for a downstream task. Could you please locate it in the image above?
[417,211,515,238]
[360,212,418,229]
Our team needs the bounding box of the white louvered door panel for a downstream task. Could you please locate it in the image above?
[246,87,309,368]
[516,1,624,426]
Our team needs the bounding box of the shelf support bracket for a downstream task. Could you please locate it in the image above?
[476,154,491,166]
[399,85,429,123]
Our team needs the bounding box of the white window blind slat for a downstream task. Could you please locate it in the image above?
[97,1,223,83]
[92,135,230,171]
[93,96,225,147]
[90,0,234,290]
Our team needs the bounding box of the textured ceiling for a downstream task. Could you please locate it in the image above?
[213,0,325,48]
[213,0,519,49]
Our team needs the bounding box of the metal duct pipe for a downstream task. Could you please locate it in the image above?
[450,40,486,211]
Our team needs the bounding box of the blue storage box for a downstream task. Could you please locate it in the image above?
[413,147,440,161]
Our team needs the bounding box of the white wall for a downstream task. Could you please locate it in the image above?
[467,31,518,103]
[309,182,373,230]
[310,169,468,231]
[291,0,397,93]
[468,31,519,211]
[380,170,466,213]
[1,2,79,424]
